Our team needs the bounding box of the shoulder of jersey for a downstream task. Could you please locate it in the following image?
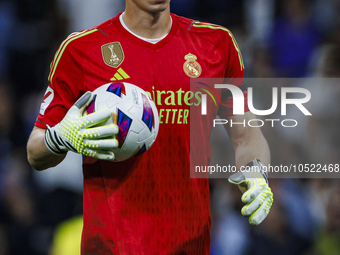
[177,16,232,40]
[61,19,117,52]
[176,15,245,71]
[48,19,117,84]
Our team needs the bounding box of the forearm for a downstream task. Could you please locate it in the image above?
[225,112,270,170]
[27,127,66,170]
[234,130,270,171]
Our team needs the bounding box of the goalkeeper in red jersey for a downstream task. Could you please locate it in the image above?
[27,0,273,254]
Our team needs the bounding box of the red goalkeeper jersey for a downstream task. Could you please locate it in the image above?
[35,13,246,254]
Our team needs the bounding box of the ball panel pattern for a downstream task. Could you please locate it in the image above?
[141,94,154,132]
[86,94,96,114]
[106,82,126,97]
[116,109,133,149]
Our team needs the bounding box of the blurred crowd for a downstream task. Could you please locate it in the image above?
[0,0,339,254]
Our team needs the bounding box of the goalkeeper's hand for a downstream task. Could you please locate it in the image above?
[228,159,273,226]
[44,91,118,161]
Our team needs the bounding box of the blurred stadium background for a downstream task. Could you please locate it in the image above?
[0,0,339,254]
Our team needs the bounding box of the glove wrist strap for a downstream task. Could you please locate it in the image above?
[44,125,67,155]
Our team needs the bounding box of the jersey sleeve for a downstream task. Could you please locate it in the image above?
[35,34,85,129]
[217,30,249,117]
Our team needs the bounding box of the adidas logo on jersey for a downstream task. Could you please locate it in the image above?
[110,68,130,81]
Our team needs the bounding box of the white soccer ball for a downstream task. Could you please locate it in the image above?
[85,82,159,161]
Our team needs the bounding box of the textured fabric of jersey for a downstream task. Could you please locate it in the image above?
[35,13,247,254]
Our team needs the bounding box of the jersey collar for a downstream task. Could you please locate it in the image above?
[112,12,179,50]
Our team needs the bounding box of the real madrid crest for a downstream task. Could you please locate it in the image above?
[183,53,202,78]
[102,42,124,68]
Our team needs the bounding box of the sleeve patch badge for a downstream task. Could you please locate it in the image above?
[40,86,54,115]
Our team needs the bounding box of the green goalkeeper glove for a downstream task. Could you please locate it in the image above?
[228,159,273,226]
[44,91,118,161]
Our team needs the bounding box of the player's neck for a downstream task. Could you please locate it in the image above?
[122,7,171,39]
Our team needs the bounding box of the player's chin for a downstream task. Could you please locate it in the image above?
[149,0,170,12]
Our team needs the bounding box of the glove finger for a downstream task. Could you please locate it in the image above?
[241,190,263,216]
[83,139,118,149]
[83,148,115,161]
[82,125,119,138]
[68,92,93,116]
[241,179,261,204]
[81,109,112,128]
[249,194,273,226]
[76,91,93,111]
[228,172,249,193]
[228,172,246,185]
